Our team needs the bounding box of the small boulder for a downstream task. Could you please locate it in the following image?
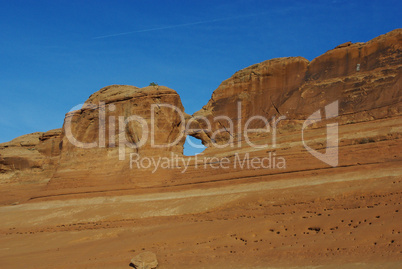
[129,251,158,269]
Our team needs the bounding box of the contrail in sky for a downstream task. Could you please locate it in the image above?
[93,13,265,39]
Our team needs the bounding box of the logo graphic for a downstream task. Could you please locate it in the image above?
[302,101,339,167]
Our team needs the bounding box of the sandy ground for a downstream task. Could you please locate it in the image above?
[1,160,401,268]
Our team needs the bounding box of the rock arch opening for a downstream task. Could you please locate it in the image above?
[183,135,206,156]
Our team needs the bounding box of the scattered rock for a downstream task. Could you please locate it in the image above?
[129,251,158,269]
[335,41,352,49]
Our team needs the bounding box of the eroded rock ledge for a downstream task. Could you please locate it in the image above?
[0,29,400,203]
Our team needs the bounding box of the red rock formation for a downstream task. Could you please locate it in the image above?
[0,129,61,203]
[47,85,187,190]
[193,29,401,145]
[0,129,61,178]
[1,29,401,197]
[0,29,401,269]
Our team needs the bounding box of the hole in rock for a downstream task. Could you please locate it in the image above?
[183,136,206,156]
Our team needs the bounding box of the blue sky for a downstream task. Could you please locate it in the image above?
[0,0,400,155]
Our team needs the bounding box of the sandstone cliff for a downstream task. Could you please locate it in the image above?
[0,29,401,269]
[0,29,400,202]
[192,29,401,145]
